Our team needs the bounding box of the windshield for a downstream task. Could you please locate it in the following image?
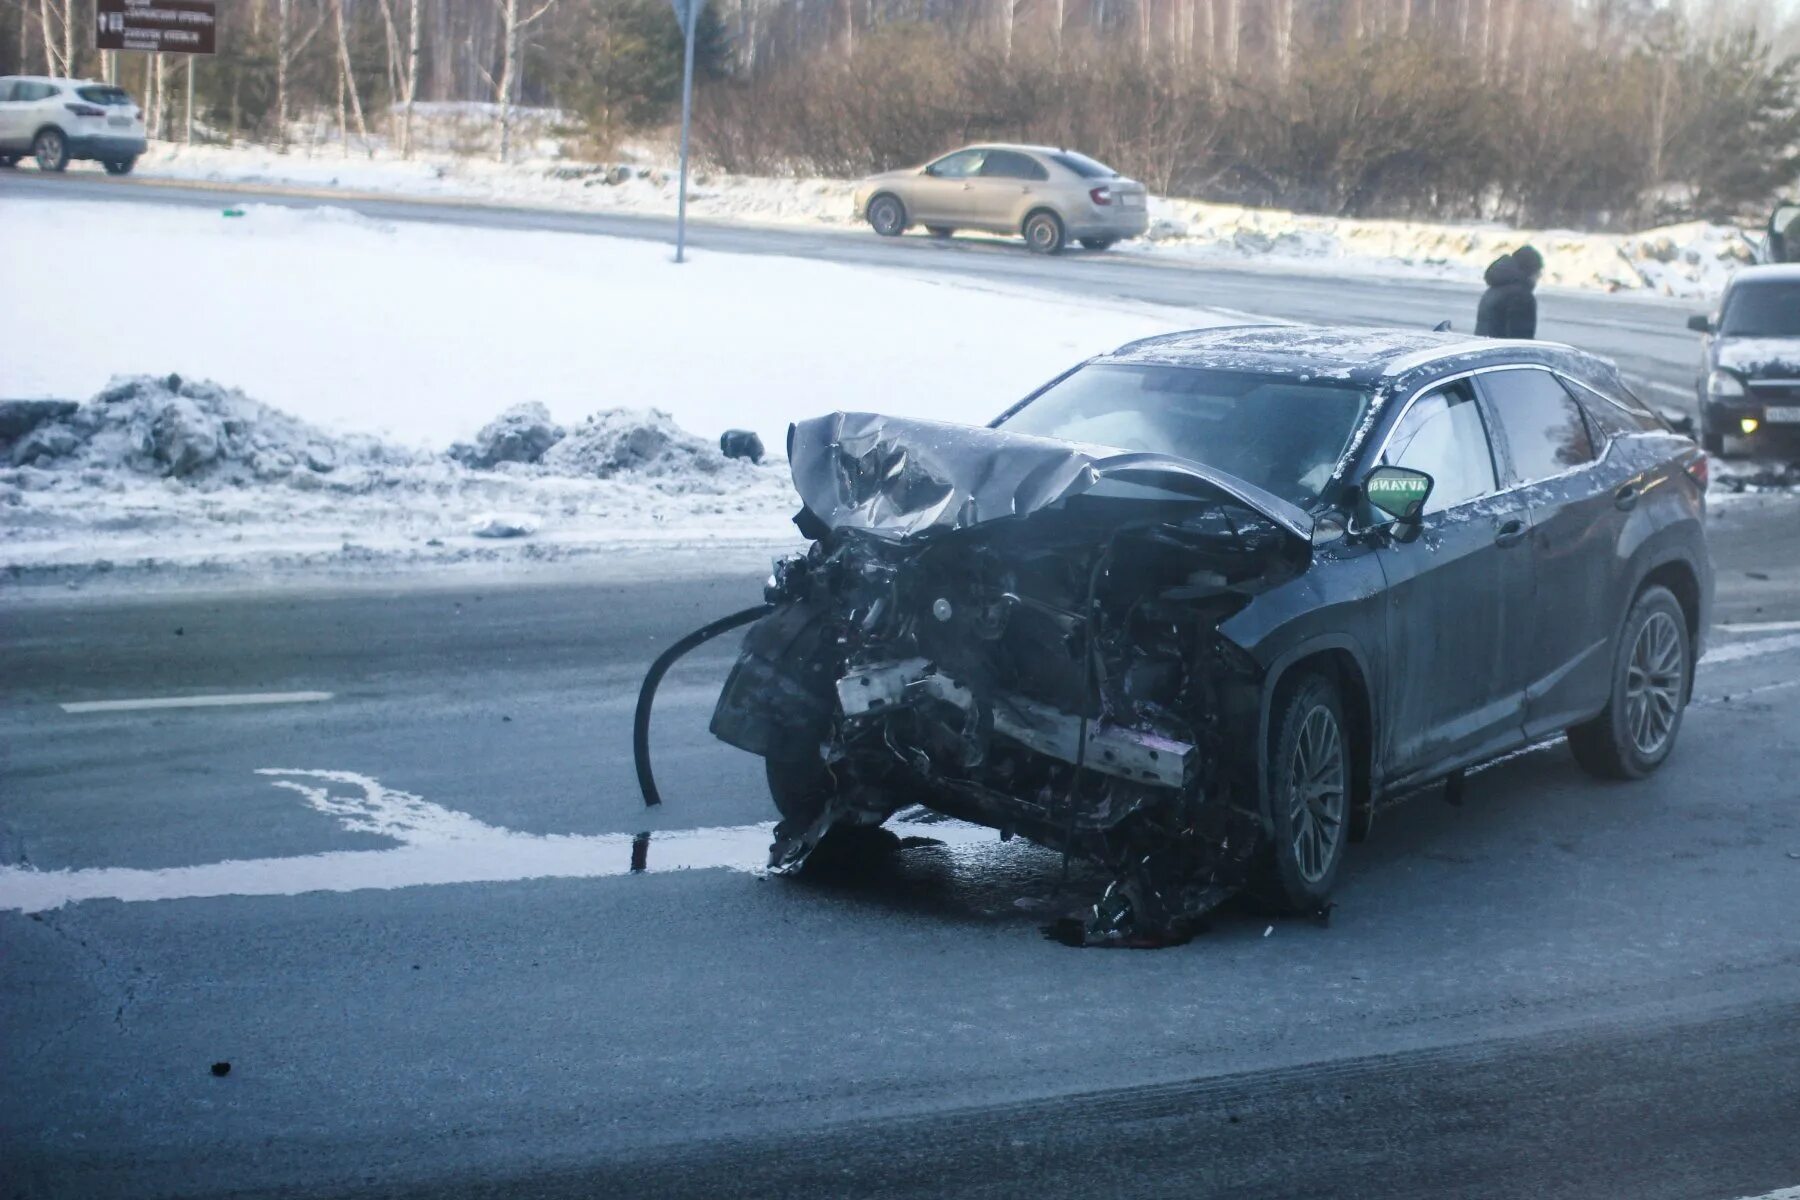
[1721,281,1800,337]
[996,363,1372,507]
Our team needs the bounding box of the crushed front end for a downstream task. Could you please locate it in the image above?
[710,413,1312,943]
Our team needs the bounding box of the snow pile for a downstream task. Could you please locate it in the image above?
[451,402,566,469]
[0,376,801,576]
[543,407,735,479]
[3,374,414,482]
[1138,199,1757,297]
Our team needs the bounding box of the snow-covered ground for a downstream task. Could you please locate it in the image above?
[0,197,1206,578]
[131,140,1757,298]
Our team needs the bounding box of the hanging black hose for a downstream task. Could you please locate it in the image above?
[634,603,774,808]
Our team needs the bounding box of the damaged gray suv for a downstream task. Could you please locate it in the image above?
[708,327,1713,944]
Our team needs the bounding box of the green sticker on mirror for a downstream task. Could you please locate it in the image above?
[1365,467,1433,519]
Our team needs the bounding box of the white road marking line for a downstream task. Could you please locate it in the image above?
[59,691,334,714]
[0,769,1001,914]
[1717,620,1800,635]
[1700,632,1800,666]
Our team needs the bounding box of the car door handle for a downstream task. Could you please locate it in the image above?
[1615,483,1640,511]
[1494,518,1528,548]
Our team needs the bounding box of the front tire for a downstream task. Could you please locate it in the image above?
[103,156,137,176]
[1023,210,1065,255]
[33,129,69,173]
[867,193,907,237]
[1568,585,1691,780]
[1259,673,1351,911]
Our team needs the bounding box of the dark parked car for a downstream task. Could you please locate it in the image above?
[710,327,1713,943]
[1688,264,1800,456]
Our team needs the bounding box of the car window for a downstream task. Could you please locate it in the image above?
[1379,382,1497,514]
[0,81,17,103]
[980,151,1048,181]
[1479,367,1596,483]
[19,81,55,102]
[1719,281,1800,337]
[76,86,133,106]
[1048,151,1118,179]
[1564,374,1662,437]
[927,149,987,179]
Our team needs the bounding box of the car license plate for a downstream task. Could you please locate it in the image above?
[108,115,130,127]
[1765,406,1800,423]
[1122,193,1144,209]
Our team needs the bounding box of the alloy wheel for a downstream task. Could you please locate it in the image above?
[1287,704,1347,884]
[1625,610,1684,757]
[34,131,64,171]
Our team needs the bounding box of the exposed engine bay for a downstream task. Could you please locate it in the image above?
[704,413,1316,944]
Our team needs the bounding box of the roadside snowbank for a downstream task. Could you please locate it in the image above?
[0,199,1197,457]
[1135,202,1754,297]
[0,199,1209,577]
[134,141,1754,297]
[1,376,799,575]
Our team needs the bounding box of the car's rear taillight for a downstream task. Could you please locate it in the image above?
[1089,186,1113,206]
[1685,453,1709,490]
[65,102,105,118]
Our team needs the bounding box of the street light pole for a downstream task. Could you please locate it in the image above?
[674,1,697,264]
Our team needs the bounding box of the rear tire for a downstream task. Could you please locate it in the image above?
[1257,673,1351,912]
[867,193,907,237]
[1079,237,1116,251]
[33,129,69,173]
[1023,210,1065,255]
[103,156,137,176]
[1568,585,1691,781]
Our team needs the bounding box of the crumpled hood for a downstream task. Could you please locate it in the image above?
[787,412,1314,544]
[1715,336,1800,378]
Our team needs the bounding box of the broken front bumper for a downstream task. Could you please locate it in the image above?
[836,658,1194,791]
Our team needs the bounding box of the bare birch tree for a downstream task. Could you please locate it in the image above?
[492,0,558,162]
[333,0,372,153]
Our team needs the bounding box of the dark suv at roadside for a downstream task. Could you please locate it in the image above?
[1689,264,1800,456]
[710,326,1715,943]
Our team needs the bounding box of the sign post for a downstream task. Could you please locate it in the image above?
[668,0,698,264]
[96,0,218,55]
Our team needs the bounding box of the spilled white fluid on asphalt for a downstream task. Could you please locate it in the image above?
[0,769,1001,915]
[7,629,1798,915]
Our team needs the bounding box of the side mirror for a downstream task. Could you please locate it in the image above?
[1364,465,1434,543]
[1687,314,1713,334]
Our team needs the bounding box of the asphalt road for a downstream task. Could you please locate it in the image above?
[4,493,1800,1200]
[3,169,1796,1198]
[0,168,1708,406]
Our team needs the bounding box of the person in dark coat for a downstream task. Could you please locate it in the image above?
[1474,244,1543,339]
